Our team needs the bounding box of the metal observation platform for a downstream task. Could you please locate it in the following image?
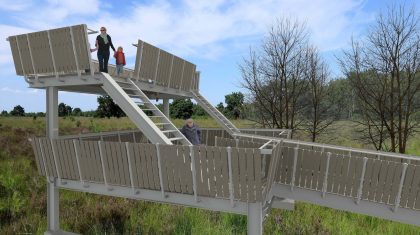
[7,24,420,234]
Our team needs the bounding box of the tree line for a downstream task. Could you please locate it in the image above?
[239,4,420,153]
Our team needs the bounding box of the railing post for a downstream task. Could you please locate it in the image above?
[356,157,368,204]
[38,139,50,182]
[290,147,299,191]
[178,60,186,91]
[72,139,85,185]
[125,142,138,195]
[98,141,111,191]
[69,26,82,79]
[322,152,331,198]
[132,131,137,143]
[26,34,39,82]
[14,36,29,81]
[155,143,166,198]
[167,55,174,88]
[394,163,408,212]
[117,131,121,143]
[153,49,161,84]
[136,41,144,81]
[50,139,63,184]
[189,145,198,202]
[215,136,218,147]
[46,30,59,79]
[227,146,235,207]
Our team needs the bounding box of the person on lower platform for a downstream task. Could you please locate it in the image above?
[114,46,126,77]
[90,26,116,73]
[181,118,201,145]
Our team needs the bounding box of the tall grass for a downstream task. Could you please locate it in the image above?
[0,117,419,234]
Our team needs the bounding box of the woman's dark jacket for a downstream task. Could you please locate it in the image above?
[96,35,116,54]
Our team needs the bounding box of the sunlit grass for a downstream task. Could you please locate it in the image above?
[0,117,419,234]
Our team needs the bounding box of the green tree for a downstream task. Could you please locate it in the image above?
[1,110,7,116]
[170,99,193,119]
[96,96,125,118]
[10,105,25,116]
[225,92,244,119]
[58,103,73,117]
[216,102,225,113]
[192,104,208,117]
[72,108,82,116]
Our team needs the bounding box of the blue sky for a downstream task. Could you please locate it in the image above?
[0,0,416,112]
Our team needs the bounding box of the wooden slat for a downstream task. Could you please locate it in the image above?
[213,147,223,197]
[194,147,204,196]
[182,146,193,194]
[103,142,115,185]
[126,143,139,188]
[65,140,78,180]
[367,159,382,201]
[238,148,247,201]
[231,147,240,199]
[246,148,256,202]
[119,142,131,186]
[362,158,375,200]
[374,160,389,202]
[45,138,58,177]
[254,149,262,201]
[326,154,338,193]
[406,165,420,208]
[31,138,45,176]
[132,144,144,188]
[400,164,416,208]
[208,147,218,197]
[220,147,229,198]
[382,161,397,204]
[389,163,404,205]
[149,144,160,190]
[310,149,322,190]
[350,157,363,198]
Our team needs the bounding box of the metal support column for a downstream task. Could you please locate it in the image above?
[247,202,263,235]
[46,87,58,138]
[46,179,59,234]
[162,98,170,130]
[163,98,170,117]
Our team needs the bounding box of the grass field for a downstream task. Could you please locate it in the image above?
[0,116,419,234]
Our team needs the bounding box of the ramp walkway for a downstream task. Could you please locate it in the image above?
[6,24,420,234]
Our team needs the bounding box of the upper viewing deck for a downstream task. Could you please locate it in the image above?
[7,24,200,99]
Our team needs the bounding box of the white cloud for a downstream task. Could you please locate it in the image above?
[0,86,39,94]
[0,0,32,11]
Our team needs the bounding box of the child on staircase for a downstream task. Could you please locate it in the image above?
[114,46,126,77]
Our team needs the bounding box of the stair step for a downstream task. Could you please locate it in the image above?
[149,115,165,118]
[141,109,156,111]
[116,80,132,85]
[155,123,170,125]
[169,137,185,141]
[123,87,138,91]
[162,130,177,133]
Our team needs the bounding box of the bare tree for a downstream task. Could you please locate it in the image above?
[338,4,420,153]
[240,18,310,133]
[304,47,334,142]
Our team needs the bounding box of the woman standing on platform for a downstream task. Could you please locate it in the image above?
[90,27,116,73]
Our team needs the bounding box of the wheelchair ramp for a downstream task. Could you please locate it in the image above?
[191,91,240,135]
[101,73,191,145]
[264,141,420,227]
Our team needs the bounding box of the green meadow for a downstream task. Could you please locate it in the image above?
[0,116,419,234]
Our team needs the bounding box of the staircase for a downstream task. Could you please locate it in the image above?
[101,73,191,145]
[190,91,240,136]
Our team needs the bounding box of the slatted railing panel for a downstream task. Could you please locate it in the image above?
[79,141,104,183]
[169,56,184,89]
[155,50,172,87]
[273,143,420,211]
[32,138,265,203]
